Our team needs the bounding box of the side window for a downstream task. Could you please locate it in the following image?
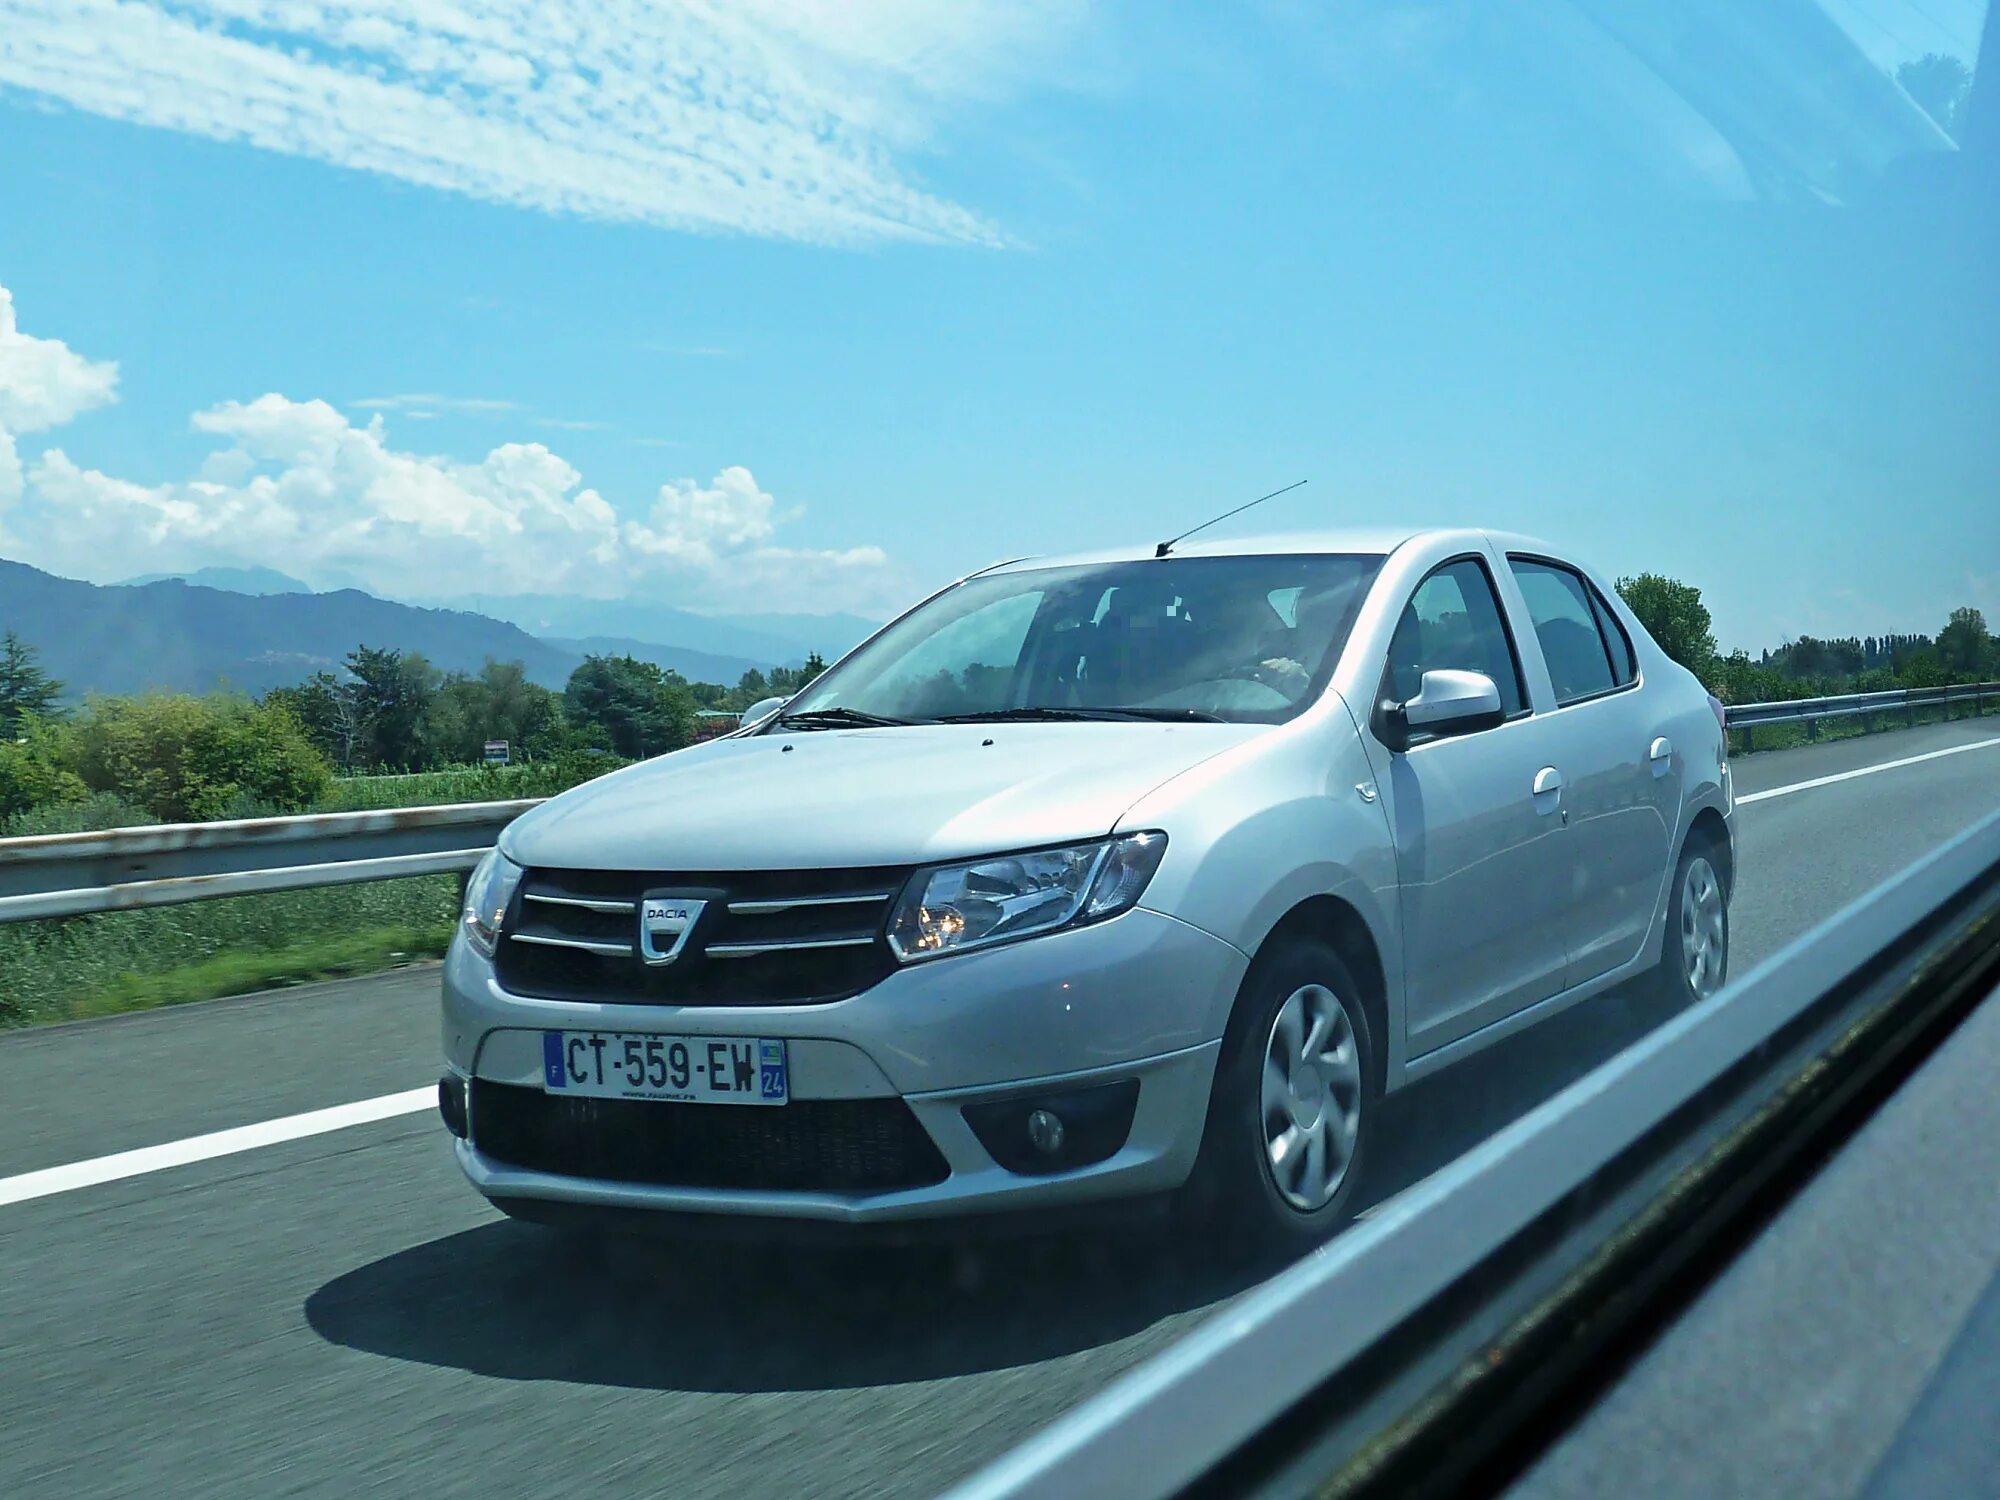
[1509,559,1618,704]
[1587,582,1636,685]
[1383,558,1526,728]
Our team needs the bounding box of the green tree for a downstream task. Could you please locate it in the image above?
[1934,607,1991,680]
[345,646,441,769]
[1615,574,1718,680]
[264,671,363,770]
[424,660,571,764]
[563,655,698,758]
[0,631,65,737]
[714,657,830,712]
[62,694,332,821]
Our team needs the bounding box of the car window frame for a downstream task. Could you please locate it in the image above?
[1371,551,1531,751]
[1584,577,1638,687]
[1505,553,1640,709]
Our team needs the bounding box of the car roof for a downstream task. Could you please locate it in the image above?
[980,525,1564,576]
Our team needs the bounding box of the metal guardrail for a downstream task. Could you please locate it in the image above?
[0,800,540,924]
[949,805,2000,1500]
[1724,680,1998,746]
[0,681,1990,924]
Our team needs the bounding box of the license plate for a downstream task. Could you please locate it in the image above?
[541,1031,788,1105]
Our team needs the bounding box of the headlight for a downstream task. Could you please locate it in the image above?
[886,833,1167,963]
[461,849,525,958]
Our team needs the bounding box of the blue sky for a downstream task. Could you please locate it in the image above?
[0,0,1991,651]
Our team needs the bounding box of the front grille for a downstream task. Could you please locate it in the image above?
[494,866,907,1006]
[470,1080,949,1192]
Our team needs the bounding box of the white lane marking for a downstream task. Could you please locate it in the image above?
[0,1087,434,1208]
[1735,734,2000,806]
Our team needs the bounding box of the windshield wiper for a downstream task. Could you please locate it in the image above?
[934,706,1226,724]
[772,706,921,730]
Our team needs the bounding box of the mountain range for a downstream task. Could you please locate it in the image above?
[1,559,875,700]
[422,593,879,666]
[119,565,312,596]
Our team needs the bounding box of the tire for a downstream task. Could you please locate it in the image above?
[1181,938,1378,1262]
[1652,834,1730,1009]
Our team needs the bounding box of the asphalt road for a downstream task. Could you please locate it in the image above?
[2,721,1996,1500]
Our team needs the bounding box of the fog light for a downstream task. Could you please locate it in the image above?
[962,1079,1139,1176]
[438,1074,468,1138]
[1027,1108,1066,1155]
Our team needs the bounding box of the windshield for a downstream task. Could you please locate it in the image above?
[779,554,1383,725]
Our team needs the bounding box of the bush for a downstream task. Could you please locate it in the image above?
[0,722,88,823]
[62,693,333,822]
[0,790,153,838]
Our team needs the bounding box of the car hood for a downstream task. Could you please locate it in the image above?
[501,721,1263,871]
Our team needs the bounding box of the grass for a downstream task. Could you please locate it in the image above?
[317,765,536,810]
[314,753,624,812]
[53,922,455,1023]
[0,875,459,1030]
[1727,695,1999,756]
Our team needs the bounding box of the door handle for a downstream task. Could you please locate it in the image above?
[1649,736,1673,778]
[1532,766,1564,800]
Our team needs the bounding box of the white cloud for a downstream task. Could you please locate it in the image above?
[0,0,1087,245]
[0,286,119,433]
[0,283,903,613]
[351,394,524,414]
[0,430,20,508]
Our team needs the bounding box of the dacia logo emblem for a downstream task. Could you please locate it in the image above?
[638,896,706,966]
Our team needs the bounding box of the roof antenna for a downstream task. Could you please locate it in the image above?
[1155,479,1308,558]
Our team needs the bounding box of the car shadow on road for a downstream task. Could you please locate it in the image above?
[306,981,1683,1395]
[305,1213,1266,1393]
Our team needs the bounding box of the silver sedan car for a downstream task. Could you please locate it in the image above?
[439,526,1734,1253]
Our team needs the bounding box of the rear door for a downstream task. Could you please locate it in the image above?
[1372,555,1576,1053]
[1503,557,1676,985]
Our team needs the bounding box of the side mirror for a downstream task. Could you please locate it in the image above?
[1379,669,1504,751]
[740,695,789,729]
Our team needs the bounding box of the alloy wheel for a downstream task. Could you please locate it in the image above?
[1680,855,1727,999]
[1260,983,1364,1212]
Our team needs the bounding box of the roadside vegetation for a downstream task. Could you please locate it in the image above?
[0,636,827,1028]
[1,592,1994,1028]
[1612,582,2000,754]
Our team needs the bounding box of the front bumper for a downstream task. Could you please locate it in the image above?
[441,906,1246,1223]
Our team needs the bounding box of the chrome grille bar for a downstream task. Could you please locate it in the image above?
[727,892,894,916]
[706,935,880,959]
[523,893,637,914]
[509,932,634,957]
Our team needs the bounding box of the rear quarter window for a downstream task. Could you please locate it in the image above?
[1508,559,1619,705]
